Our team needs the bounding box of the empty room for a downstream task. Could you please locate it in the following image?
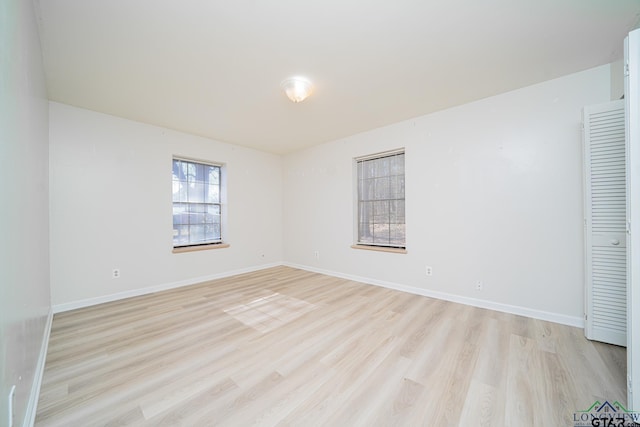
[3,0,640,426]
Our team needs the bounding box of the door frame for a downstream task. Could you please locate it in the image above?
[626,27,640,412]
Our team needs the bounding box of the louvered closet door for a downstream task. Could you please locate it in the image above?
[583,99,626,346]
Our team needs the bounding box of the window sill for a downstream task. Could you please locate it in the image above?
[351,244,407,254]
[173,243,230,254]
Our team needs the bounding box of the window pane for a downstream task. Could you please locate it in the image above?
[194,163,204,183]
[173,203,189,226]
[186,204,205,224]
[376,157,390,177]
[173,225,190,246]
[374,177,390,200]
[390,200,405,224]
[186,182,204,203]
[208,166,220,185]
[363,160,375,179]
[186,163,196,183]
[373,200,389,218]
[209,223,221,240]
[356,151,405,248]
[203,224,216,241]
[207,184,220,203]
[359,200,373,242]
[389,224,406,246]
[360,178,374,201]
[172,172,181,202]
[359,222,374,244]
[390,176,405,199]
[208,205,221,227]
[390,153,405,175]
[359,200,372,223]
[177,183,188,203]
[172,159,223,247]
[373,222,390,243]
[189,225,207,243]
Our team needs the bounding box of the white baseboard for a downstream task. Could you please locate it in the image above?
[52,260,585,326]
[52,263,282,313]
[24,308,53,427]
[283,262,584,328]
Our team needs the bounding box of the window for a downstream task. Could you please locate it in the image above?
[356,149,405,249]
[172,158,223,248]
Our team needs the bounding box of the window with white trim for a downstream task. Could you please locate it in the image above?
[356,149,405,248]
[172,158,223,248]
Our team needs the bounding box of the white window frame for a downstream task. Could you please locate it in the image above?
[353,148,406,251]
[172,156,227,251]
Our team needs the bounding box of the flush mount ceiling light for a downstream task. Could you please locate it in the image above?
[281,76,314,103]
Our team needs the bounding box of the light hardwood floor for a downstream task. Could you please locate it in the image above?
[36,266,627,426]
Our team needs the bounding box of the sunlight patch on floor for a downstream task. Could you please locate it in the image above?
[223,292,317,333]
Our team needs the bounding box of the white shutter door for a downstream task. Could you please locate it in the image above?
[584,99,626,346]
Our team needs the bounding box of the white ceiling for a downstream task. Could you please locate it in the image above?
[35,0,640,154]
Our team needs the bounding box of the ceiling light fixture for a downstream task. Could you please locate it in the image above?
[281,77,314,103]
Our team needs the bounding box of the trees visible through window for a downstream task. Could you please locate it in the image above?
[356,150,405,248]
[172,158,222,247]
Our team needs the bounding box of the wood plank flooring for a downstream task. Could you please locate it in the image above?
[35,266,627,426]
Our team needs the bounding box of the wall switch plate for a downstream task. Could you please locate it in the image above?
[314,251,320,260]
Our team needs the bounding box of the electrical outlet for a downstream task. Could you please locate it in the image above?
[475,281,483,291]
[314,251,320,260]
[425,266,433,276]
[8,385,15,427]
[112,269,120,279]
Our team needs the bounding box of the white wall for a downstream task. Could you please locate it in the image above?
[0,0,51,425]
[611,59,625,100]
[283,65,612,325]
[48,64,613,322]
[49,103,283,308]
